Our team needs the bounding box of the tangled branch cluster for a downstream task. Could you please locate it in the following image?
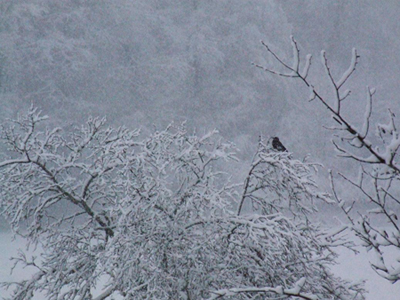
[0,107,364,299]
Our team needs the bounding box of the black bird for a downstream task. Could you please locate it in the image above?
[272,137,287,152]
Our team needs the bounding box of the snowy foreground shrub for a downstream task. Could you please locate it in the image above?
[0,107,364,299]
[258,37,400,283]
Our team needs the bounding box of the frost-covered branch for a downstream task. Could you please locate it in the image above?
[257,37,400,173]
[0,108,365,299]
[259,37,400,283]
[208,278,317,300]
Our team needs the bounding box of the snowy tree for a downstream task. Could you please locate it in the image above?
[0,107,365,299]
[258,36,400,283]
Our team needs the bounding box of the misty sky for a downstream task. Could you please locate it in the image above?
[1,1,399,171]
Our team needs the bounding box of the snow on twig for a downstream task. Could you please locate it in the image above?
[337,48,359,89]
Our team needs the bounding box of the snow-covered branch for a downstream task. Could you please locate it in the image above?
[208,278,317,300]
[0,108,364,299]
[259,36,400,283]
[257,37,399,172]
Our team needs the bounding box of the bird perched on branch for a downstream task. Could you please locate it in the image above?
[272,137,287,152]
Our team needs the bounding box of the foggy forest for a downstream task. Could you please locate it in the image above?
[0,1,400,299]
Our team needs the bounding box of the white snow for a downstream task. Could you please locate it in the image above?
[300,54,312,78]
[285,277,306,294]
[337,48,358,88]
[290,35,299,73]
[1,230,399,299]
[360,86,373,138]
[383,136,400,165]
[330,236,400,300]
